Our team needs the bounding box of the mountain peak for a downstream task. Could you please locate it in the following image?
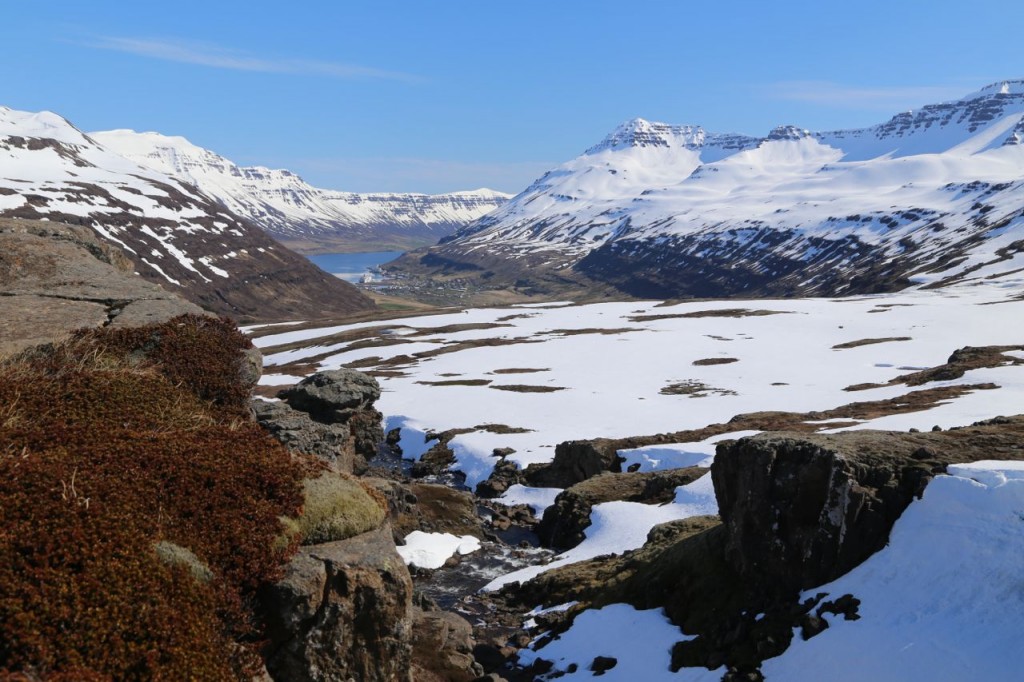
[961,79,1024,101]
[0,106,88,146]
[98,128,198,147]
[766,125,812,141]
[586,118,706,154]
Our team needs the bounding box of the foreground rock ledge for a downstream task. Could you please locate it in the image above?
[0,218,204,356]
[260,524,414,682]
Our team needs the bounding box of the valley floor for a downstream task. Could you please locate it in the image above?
[248,276,1024,680]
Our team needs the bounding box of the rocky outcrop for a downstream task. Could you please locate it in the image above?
[254,369,385,473]
[410,607,482,682]
[712,418,1024,595]
[493,417,1024,679]
[364,479,483,542]
[0,218,204,356]
[252,400,359,471]
[279,369,382,422]
[523,439,623,488]
[537,468,707,549]
[260,524,414,682]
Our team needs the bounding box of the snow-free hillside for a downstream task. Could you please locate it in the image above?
[396,80,1024,300]
[91,129,510,253]
[0,105,373,320]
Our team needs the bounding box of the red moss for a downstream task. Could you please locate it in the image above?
[0,316,305,680]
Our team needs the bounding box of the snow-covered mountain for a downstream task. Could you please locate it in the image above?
[0,105,373,321]
[90,130,511,254]
[394,80,1024,299]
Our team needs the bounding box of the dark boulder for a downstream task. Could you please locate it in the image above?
[252,400,358,471]
[279,369,381,422]
[524,439,623,488]
[537,467,708,549]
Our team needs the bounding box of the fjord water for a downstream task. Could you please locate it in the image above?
[307,251,404,282]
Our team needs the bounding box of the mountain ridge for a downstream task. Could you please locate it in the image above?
[0,105,374,321]
[90,129,511,254]
[388,79,1024,302]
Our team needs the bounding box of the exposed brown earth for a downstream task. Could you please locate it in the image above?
[490,384,566,393]
[629,308,791,322]
[660,380,737,397]
[417,379,493,387]
[547,327,640,336]
[275,335,543,376]
[491,368,550,374]
[831,336,912,349]
[692,357,739,366]
[844,344,1024,391]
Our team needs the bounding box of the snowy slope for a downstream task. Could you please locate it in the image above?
[406,80,1024,299]
[91,129,510,253]
[758,461,1024,682]
[514,463,1024,681]
[0,105,373,320]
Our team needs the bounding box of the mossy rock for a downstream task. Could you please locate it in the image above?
[283,473,387,546]
[153,540,214,584]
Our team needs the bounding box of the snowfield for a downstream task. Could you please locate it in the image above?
[252,275,1024,681]
[256,280,1024,493]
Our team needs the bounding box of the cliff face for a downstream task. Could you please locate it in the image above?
[711,421,1024,596]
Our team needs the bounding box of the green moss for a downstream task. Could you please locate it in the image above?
[154,540,214,584]
[283,472,387,546]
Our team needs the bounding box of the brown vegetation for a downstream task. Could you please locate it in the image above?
[0,316,307,680]
[831,336,912,349]
[629,309,790,322]
[490,384,567,393]
[692,358,739,366]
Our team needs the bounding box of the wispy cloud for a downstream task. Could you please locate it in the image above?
[80,35,421,83]
[765,80,974,110]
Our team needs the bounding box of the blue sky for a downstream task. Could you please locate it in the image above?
[3,0,1022,193]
